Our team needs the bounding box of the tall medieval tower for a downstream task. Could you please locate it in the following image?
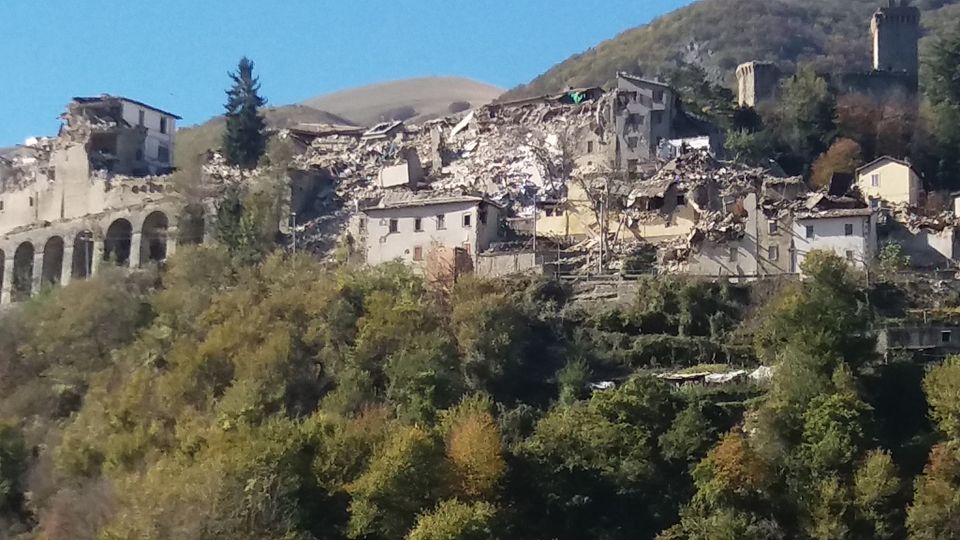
[871,0,921,77]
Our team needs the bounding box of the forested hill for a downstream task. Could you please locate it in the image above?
[504,0,960,99]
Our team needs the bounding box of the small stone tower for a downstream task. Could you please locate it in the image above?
[736,62,780,107]
[871,0,921,77]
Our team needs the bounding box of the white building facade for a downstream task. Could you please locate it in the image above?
[357,193,502,268]
[792,208,878,273]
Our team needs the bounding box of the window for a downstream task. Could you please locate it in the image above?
[942,330,952,344]
[136,149,144,161]
[870,198,881,209]
[845,250,855,261]
[627,136,639,150]
[676,194,685,206]
[627,113,644,127]
[729,247,738,262]
[871,173,880,187]
[28,196,34,207]
[627,159,638,172]
[138,110,145,126]
[805,225,814,239]
[768,219,778,234]
[845,223,854,236]
[0,200,4,211]
[587,141,595,153]
[463,213,472,228]
[358,217,367,233]
[388,218,398,233]
[653,89,665,103]
[157,145,170,163]
[414,217,423,232]
[768,245,779,261]
[544,208,554,217]
[436,214,446,229]
[159,117,168,134]
[413,246,423,261]
[652,110,664,125]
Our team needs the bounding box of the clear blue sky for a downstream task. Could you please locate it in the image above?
[0,0,693,146]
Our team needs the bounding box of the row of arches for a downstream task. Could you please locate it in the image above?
[1,209,204,303]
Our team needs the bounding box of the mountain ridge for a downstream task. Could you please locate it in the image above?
[504,0,960,99]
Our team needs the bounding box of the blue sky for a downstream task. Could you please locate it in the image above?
[0,0,693,146]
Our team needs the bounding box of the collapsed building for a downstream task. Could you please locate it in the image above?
[0,96,205,305]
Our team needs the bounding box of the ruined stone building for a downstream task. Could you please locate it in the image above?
[612,73,722,172]
[737,1,921,107]
[736,62,780,108]
[0,96,203,306]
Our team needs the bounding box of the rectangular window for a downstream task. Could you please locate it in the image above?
[627,159,638,172]
[160,117,168,134]
[388,218,398,233]
[653,89,665,103]
[942,330,952,344]
[414,217,422,232]
[358,217,367,233]
[157,145,170,163]
[768,219,778,235]
[627,113,644,127]
[805,225,814,239]
[652,110,664,125]
[28,196,34,207]
[463,213,472,228]
[676,194,685,206]
[871,173,880,187]
[587,141,595,153]
[768,245,779,261]
[845,223,854,236]
[436,214,446,230]
[627,136,639,150]
[138,110,145,126]
[413,246,423,261]
[729,247,738,262]
[846,250,855,261]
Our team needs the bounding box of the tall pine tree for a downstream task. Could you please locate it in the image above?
[223,57,267,169]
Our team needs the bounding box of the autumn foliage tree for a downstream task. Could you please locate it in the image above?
[810,138,864,190]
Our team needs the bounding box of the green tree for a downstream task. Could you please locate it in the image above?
[0,424,27,516]
[854,450,902,540]
[778,65,837,170]
[347,426,447,539]
[406,500,498,540]
[223,57,267,169]
[925,22,960,189]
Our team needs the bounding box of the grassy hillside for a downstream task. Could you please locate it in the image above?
[505,0,960,99]
[302,76,503,126]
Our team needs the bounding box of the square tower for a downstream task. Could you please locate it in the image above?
[736,62,780,107]
[871,1,921,77]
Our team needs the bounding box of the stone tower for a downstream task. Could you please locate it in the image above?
[871,0,920,77]
[736,62,780,107]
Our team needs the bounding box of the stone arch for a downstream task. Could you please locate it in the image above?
[178,204,205,246]
[41,236,65,287]
[104,218,133,266]
[141,211,169,264]
[72,230,95,279]
[13,242,35,302]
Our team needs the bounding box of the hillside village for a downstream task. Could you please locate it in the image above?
[6,1,960,539]
[2,2,954,292]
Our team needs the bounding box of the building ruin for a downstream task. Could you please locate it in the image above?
[0,96,205,306]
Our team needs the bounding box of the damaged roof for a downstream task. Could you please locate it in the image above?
[362,190,505,211]
[72,95,182,120]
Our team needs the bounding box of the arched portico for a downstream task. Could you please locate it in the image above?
[141,211,170,264]
[12,242,35,302]
[104,219,133,266]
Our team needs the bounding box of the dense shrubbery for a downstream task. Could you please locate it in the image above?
[0,245,957,538]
